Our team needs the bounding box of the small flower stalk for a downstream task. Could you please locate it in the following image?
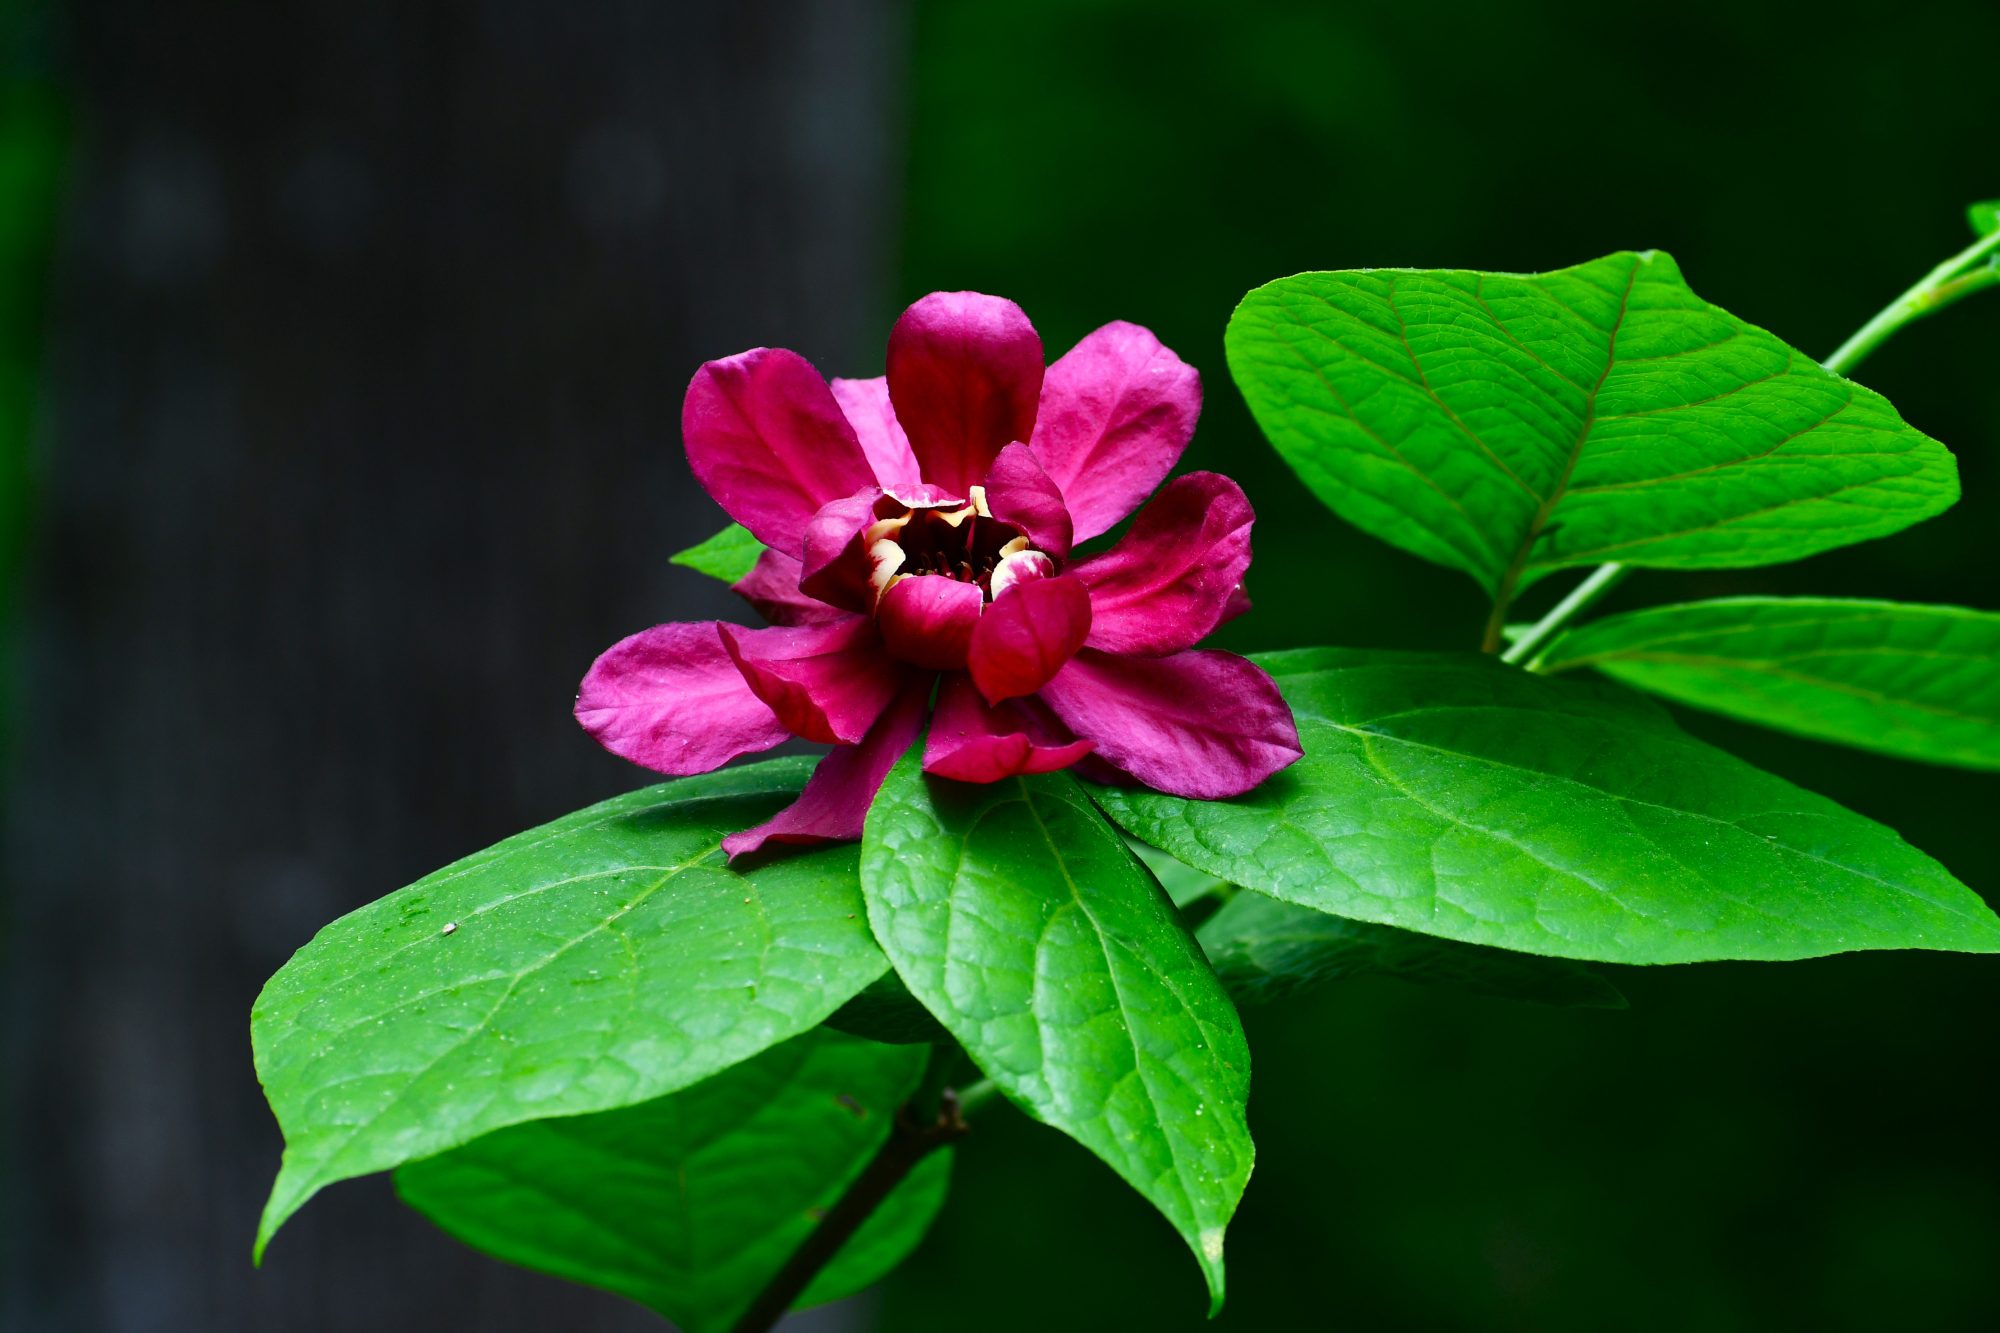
[577,292,1302,855]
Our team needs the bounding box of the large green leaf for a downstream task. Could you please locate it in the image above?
[1196,886,1625,1009]
[1226,252,1958,597]
[1095,650,2000,965]
[861,753,1253,1312]
[1537,597,2000,770]
[671,521,765,583]
[252,759,887,1257]
[396,1029,950,1332]
[1133,841,1620,1007]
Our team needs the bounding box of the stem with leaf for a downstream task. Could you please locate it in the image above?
[1821,224,2000,375]
[1492,225,2000,661]
[1500,561,1628,666]
[730,1050,978,1333]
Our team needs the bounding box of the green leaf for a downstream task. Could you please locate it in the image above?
[252,758,887,1258]
[861,752,1253,1312]
[396,1030,950,1332]
[1134,839,1620,1007]
[671,522,765,583]
[1226,252,1958,597]
[1094,649,2000,965]
[1967,199,2000,237]
[1538,597,2000,770]
[1197,886,1625,1009]
[825,971,955,1046]
[1129,838,1230,908]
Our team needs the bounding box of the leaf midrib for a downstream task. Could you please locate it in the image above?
[1489,254,1642,603]
[272,840,732,1220]
[1315,713,1981,925]
[1573,650,1998,726]
[1014,783,1212,1227]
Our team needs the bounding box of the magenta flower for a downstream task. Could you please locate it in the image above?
[577,292,1302,857]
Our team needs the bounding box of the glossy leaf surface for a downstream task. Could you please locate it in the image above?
[253,759,885,1255]
[1538,597,2000,770]
[1226,252,1958,596]
[1096,650,2000,965]
[397,1030,948,1332]
[862,752,1253,1310]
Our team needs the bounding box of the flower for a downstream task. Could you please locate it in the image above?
[577,292,1302,857]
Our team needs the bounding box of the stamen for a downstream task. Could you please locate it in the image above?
[936,503,980,528]
[865,502,1044,606]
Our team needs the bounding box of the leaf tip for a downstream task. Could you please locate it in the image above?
[251,1218,275,1268]
[1198,1225,1228,1317]
[252,1163,315,1268]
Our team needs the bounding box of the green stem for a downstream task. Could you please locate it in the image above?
[1501,562,1627,666]
[955,1078,1001,1117]
[1496,225,2000,660]
[1822,226,2000,375]
[731,1081,971,1333]
[731,1055,1005,1333]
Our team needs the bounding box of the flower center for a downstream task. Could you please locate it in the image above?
[866,488,1048,604]
[892,508,1019,588]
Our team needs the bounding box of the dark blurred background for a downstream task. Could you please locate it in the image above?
[5,1,1999,1330]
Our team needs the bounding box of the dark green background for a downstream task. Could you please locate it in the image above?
[878,3,2000,1330]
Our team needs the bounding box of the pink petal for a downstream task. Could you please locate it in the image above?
[732,549,847,626]
[684,348,878,552]
[885,292,1044,496]
[1039,648,1301,798]
[981,442,1072,561]
[1220,584,1253,625]
[830,376,923,489]
[798,487,890,616]
[1027,321,1201,541]
[877,574,984,670]
[925,675,1094,782]
[723,676,932,858]
[1072,472,1254,655]
[575,622,790,775]
[719,617,909,745]
[967,573,1092,703]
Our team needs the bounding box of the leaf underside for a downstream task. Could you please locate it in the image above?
[1094,649,2000,966]
[861,753,1253,1312]
[1226,251,1959,596]
[1195,885,1626,1009]
[1539,597,2000,771]
[252,759,887,1257]
[397,1029,949,1333]
[825,970,957,1046]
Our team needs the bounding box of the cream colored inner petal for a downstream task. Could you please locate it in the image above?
[989,548,1055,600]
